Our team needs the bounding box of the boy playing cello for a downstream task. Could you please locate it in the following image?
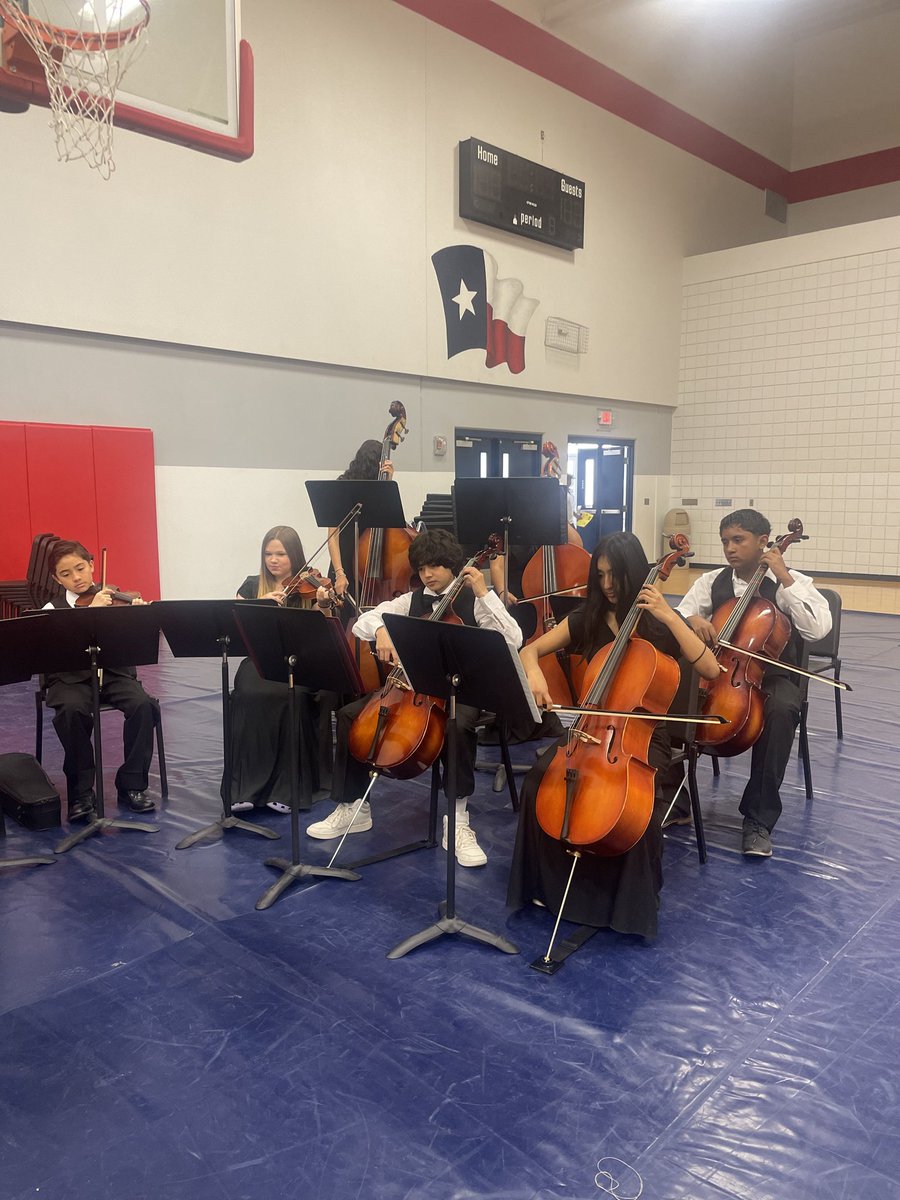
[673,509,831,857]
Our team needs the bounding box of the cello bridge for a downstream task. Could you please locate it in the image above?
[570,729,605,748]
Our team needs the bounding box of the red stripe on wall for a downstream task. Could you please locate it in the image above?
[394,0,900,204]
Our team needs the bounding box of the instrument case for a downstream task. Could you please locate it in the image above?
[0,752,61,829]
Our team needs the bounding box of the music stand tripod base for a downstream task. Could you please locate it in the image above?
[55,815,160,855]
[176,813,280,850]
[388,899,518,959]
[0,854,56,870]
[256,858,361,911]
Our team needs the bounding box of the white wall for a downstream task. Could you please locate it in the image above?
[674,215,900,576]
[0,0,783,411]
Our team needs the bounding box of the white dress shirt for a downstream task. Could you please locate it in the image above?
[676,567,831,642]
[352,587,523,650]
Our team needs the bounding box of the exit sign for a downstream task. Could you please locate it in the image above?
[597,409,613,427]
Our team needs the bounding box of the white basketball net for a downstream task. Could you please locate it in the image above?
[0,0,150,178]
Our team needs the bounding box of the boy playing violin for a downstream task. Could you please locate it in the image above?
[42,540,157,822]
[307,529,522,866]
[674,509,831,857]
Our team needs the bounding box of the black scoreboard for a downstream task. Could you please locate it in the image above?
[458,138,585,251]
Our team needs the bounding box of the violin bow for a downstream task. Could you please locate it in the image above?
[516,583,587,604]
[550,705,729,725]
[714,640,851,691]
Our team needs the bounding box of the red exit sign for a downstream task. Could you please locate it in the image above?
[597,409,613,427]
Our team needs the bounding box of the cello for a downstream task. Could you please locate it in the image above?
[346,536,502,780]
[516,441,591,705]
[534,535,691,858]
[695,517,807,758]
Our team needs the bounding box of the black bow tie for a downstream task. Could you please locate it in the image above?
[421,592,442,610]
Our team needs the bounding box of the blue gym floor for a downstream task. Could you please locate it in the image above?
[2,612,899,1200]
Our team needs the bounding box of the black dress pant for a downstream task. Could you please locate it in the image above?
[331,695,480,804]
[46,673,155,803]
[738,673,802,832]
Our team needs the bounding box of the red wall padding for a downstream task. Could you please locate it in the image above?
[0,421,161,601]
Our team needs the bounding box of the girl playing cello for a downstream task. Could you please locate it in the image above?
[507,532,719,939]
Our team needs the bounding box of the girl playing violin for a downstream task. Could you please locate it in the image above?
[42,540,157,821]
[507,532,719,939]
[227,526,331,815]
[673,508,831,857]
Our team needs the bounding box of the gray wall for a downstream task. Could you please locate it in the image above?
[0,321,673,475]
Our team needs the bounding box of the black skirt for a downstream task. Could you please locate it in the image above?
[222,658,332,811]
[506,728,670,940]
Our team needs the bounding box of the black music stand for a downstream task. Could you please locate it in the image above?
[306,479,408,610]
[381,614,540,960]
[0,621,56,870]
[232,605,365,910]
[153,600,282,850]
[3,608,163,854]
[454,477,566,604]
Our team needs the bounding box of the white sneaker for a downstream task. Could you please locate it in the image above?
[442,815,487,867]
[231,800,254,812]
[306,801,372,840]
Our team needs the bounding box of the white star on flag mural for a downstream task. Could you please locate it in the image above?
[452,280,478,319]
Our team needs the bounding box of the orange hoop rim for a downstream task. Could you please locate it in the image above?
[0,0,150,53]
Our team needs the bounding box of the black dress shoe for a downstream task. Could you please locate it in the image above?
[68,794,96,822]
[117,790,156,813]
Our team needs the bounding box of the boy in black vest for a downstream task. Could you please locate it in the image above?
[42,540,157,822]
[673,509,831,857]
[307,530,522,866]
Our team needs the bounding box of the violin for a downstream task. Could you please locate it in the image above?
[73,549,142,607]
[515,441,591,706]
[694,517,807,757]
[280,568,342,607]
[346,535,503,780]
[74,583,142,607]
[534,535,691,857]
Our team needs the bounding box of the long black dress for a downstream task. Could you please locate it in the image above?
[507,607,678,940]
[221,577,327,811]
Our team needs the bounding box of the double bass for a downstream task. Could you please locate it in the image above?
[695,517,808,757]
[347,536,502,780]
[516,441,591,705]
[534,536,691,858]
[355,401,417,608]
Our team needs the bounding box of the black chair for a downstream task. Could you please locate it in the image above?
[34,682,169,801]
[661,663,708,864]
[799,586,843,740]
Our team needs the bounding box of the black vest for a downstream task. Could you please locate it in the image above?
[709,568,801,670]
[408,586,478,627]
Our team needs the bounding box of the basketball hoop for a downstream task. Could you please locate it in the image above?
[0,0,150,178]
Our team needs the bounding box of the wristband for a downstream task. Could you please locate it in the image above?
[686,646,709,665]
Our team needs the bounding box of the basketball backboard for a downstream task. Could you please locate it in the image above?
[0,0,253,161]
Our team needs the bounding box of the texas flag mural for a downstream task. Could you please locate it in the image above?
[432,245,539,375]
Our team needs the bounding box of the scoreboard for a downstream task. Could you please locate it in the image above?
[458,138,585,252]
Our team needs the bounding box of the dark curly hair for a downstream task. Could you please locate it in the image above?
[338,440,383,482]
[408,530,465,574]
